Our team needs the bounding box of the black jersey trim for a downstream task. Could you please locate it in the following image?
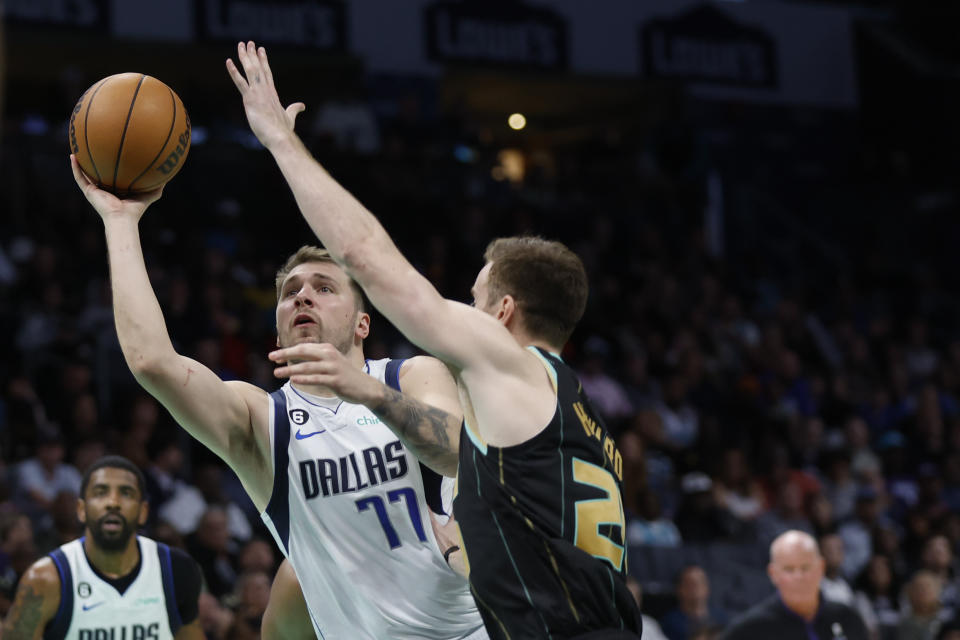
[490,509,554,638]
[157,542,183,633]
[267,389,292,554]
[44,549,73,640]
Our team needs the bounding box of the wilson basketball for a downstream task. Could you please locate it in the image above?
[69,73,191,195]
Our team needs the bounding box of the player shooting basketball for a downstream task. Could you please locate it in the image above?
[69,153,486,636]
[228,40,641,639]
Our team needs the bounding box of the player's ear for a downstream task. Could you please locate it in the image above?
[497,295,517,325]
[77,498,87,525]
[138,500,149,527]
[356,312,370,340]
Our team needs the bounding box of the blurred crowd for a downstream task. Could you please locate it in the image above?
[1,65,960,639]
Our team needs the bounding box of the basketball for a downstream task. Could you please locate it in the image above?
[69,73,191,196]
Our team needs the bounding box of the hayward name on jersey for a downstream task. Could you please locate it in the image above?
[45,537,182,640]
[261,358,484,640]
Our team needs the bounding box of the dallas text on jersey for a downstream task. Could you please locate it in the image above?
[299,440,408,498]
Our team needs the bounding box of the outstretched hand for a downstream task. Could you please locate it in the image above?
[70,155,163,222]
[269,343,381,405]
[226,41,305,150]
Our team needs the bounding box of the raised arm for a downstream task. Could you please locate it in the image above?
[226,42,521,377]
[70,157,272,509]
[270,345,462,476]
[2,558,60,639]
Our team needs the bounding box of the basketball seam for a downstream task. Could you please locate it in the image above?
[112,74,147,193]
[83,79,110,184]
[126,86,178,193]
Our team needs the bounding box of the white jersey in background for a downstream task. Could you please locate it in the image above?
[46,536,182,640]
[261,358,485,640]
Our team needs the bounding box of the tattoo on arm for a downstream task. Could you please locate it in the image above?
[4,581,46,639]
[369,386,458,471]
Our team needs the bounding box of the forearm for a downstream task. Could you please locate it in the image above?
[266,134,462,363]
[102,218,177,373]
[366,385,460,477]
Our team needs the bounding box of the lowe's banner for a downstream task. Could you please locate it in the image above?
[15,0,858,108]
[3,0,109,31]
[424,0,568,70]
[195,0,347,50]
[641,4,778,89]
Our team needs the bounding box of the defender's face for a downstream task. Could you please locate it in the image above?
[276,261,366,353]
[471,262,495,316]
[79,468,146,551]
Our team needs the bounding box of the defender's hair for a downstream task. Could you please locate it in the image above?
[483,236,588,346]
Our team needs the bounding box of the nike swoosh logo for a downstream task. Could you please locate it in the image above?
[82,602,105,611]
[295,429,326,440]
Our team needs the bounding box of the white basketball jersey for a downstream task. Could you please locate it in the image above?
[46,536,179,640]
[261,358,485,640]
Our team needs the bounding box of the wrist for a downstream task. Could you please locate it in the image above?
[265,129,301,155]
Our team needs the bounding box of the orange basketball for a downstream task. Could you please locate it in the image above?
[69,73,191,195]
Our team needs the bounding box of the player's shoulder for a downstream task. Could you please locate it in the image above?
[20,555,62,598]
[225,379,271,401]
[399,355,454,380]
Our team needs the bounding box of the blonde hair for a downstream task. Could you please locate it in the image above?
[274,245,366,312]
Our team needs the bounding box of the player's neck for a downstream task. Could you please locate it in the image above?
[519,334,563,357]
[83,535,140,579]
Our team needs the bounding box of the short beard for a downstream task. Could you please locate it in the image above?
[88,514,135,552]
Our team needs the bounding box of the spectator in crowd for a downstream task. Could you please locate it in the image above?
[711,448,765,532]
[224,570,271,640]
[853,554,901,640]
[809,492,839,538]
[187,506,238,598]
[628,489,683,548]
[652,372,700,450]
[237,538,277,575]
[15,425,81,518]
[905,536,960,619]
[840,486,885,579]
[721,530,868,640]
[821,532,856,605]
[755,482,814,547]
[675,472,738,543]
[822,449,859,522]
[661,565,728,640]
[578,335,634,424]
[159,462,252,543]
[625,576,669,640]
[897,571,946,640]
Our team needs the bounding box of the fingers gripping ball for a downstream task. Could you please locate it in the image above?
[69,73,191,195]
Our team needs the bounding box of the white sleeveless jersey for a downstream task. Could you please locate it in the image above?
[45,536,181,640]
[261,358,485,640]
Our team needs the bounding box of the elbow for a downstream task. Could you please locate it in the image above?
[127,350,174,382]
[340,237,380,282]
[339,236,375,273]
